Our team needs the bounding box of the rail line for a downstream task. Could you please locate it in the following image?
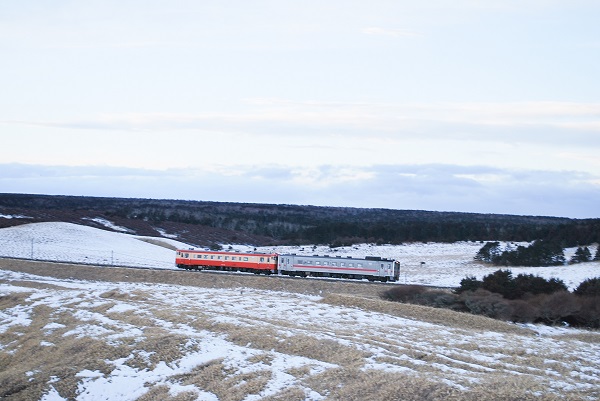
[0,255,454,290]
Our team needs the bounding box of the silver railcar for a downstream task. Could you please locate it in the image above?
[278,254,400,282]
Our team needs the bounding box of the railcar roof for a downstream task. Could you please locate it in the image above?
[278,253,396,262]
[176,249,277,256]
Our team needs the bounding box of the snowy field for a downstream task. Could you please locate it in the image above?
[1,268,599,400]
[0,221,189,269]
[0,221,598,289]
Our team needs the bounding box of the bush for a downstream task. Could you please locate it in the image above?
[458,269,567,300]
[574,277,600,297]
[380,286,460,309]
[382,275,600,328]
[481,270,516,298]
[507,299,539,323]
[571,296,600,328]
[460,289,512,320]
[512,274,567,299]
[534,291,580,326]
[455,275,482,294]
[380,285,428,303]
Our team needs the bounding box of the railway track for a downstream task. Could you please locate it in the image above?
[0,256,453,298]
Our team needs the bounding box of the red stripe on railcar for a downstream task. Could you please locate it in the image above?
[292,264,378,273]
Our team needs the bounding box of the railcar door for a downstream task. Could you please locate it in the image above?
[278,255,293,274]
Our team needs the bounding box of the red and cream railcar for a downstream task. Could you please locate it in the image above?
[176,249,278,274]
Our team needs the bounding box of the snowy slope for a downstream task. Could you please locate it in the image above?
[1,269,599,400]
[0,221,598,288]
[0,222,188,269]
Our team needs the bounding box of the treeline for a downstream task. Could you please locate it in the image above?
[1,193,599,246]
[382,272,600,328]
[475,241,600,267]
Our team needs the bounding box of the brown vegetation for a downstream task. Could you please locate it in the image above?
[1,259,599,400]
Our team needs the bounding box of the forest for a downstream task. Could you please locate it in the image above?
[1,193,599,247]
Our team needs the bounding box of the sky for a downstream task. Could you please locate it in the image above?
[1,1,599,219]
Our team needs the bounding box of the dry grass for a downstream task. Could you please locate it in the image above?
[260,386,308,401]
[321,293,529,334]
[305,368,460,401]
[176,359,271,401]
[1,260,599,401]
[214,322,368,367]
[135,385,198,401]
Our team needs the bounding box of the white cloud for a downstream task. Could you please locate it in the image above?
[3,101,599,137]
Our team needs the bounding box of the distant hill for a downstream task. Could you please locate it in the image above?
[1,193,598,247]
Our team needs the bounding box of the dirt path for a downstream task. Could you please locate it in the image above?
[0,257,391,299]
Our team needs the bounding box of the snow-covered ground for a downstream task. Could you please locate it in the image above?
[0,221,598,289]
[1,268,599,400]
[0,221,188,269]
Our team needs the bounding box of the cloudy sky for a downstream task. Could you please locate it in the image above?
[1,1,599,218]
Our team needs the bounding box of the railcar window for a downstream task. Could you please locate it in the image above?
[341,262,345,267]
[260,257,264,262]
[184,253,189,258]
[211,255,215,259]
[225,256,229,260]
[204,255,209,259]
[357,263,363,268]
[331,262,337,266]
[243,257,249,261]
[316,261,321,265]
[349,263,354,267]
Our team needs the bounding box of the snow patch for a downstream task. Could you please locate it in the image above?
[0,213,32,219]
[82,217,134,233]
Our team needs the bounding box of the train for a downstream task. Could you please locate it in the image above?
[175,249,400,282]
